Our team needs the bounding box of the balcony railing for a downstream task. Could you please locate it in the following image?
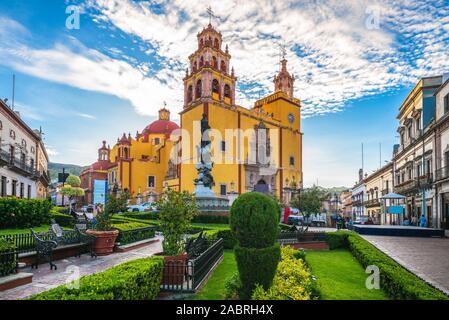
[365,199,381,207]
[435,166,449,182]
[393,173,433,195]
[0,149,37,176]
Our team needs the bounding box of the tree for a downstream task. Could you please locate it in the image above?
[60,175,84,209]
[290,186,323,217]
[230,192,281,299]
[156,189,198,256]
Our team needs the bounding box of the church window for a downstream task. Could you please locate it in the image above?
[187,85,193,102]
[212,56,218,69]
[221,141,226,152]
[212,79,219,94]
[214,38,219,49]
[224,84,231,98]
[124,147,129,159]
[289,156,295,166]
[199,39,204,48]
[219,184,227,196]
[196,80,202,97]
[221,60,226,72]
[148,176,155,188]
[154,138,160,145]
[199,56,204,67]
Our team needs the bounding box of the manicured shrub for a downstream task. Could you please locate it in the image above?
[252,246,317,300]
[235,244,280,298]
[0,197,53,229]
[191,229,236,250]
[123,212,159,220]
[0,239,16,276]
[327,231,448,300]
[325,230,351,250]
[50,208,75,228]
[230,192,281,298]
[112,222,151,231]
[192,214,229,224]
[230,192,279,248]
[28,256,164,300]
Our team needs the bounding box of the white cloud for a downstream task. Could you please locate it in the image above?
[75,112,96,120]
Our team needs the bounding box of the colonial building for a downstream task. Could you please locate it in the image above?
[351,169,366,219]
[364,162,393,224]
[432,76,449,230]
[0,99,50,199]
[83,22,303,204]
[393,76,443,227]
[339,190,353,218]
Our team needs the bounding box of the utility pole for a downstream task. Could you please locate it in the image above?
[61,167,65,206]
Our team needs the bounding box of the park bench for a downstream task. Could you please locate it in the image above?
[30,221,97,270]
[186,231,209,259]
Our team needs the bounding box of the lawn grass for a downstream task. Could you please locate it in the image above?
[305,249,387,300]
[192,250,237,300]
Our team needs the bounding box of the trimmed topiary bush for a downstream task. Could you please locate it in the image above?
[230,192,279,248]
[28,256,164,300]
[230,192,281,298]
[192,214,229,224]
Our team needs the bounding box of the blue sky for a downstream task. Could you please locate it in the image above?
[0,0,448,187]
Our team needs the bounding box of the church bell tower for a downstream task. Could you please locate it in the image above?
[183,23,237,108]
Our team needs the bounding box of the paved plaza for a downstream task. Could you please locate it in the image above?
[361,235,449,295]
[0,237,163,300]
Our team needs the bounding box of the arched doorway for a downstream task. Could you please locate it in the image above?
[254,179,269,193]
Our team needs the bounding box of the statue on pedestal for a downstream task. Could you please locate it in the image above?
[194,113,215,189]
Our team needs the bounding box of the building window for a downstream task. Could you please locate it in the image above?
[196,80,202,98]
[1,176,6,197]
[10,130,15,139]
[212,79,219,94]
[27,185,31,199]
[20,182,24,198]
[12,180,17,197]
[221,141,226,152]
[224,84,231,98]
[220,184,227,196]
[148,176,156,188]
[408,168,412,180]
[187,85,193,102]
[289,156,295,166]
[444,94,449,114]
[417,163,422,177]
[21,139,26,147]
[154,138,160,145]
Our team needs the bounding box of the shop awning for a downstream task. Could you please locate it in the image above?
[381,192,406,200]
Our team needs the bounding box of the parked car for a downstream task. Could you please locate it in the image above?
[126,202,158,212]
[80,205,94,213]
[353,216,374,225]
[287,215,303,226]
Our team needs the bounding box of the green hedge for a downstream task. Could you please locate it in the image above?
[192,229,236,249]
[0,239,16,276]
[50,209,75,228]
[122,212,159,220]
[0,198,53,229]
[192,214,229,224]
[112,222,151,231]
[326,231,448,300]
[28,256,164,300]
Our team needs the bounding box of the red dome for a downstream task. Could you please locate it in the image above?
[142,119,179,136]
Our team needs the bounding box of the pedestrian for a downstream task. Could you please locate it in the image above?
[420,214,427,228]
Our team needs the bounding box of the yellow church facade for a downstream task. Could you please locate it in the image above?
[83,23,303,205]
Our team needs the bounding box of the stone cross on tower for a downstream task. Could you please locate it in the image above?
[206,6,216,24]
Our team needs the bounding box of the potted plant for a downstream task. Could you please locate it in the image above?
[156,189,198,285]
[86,199,119,256]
